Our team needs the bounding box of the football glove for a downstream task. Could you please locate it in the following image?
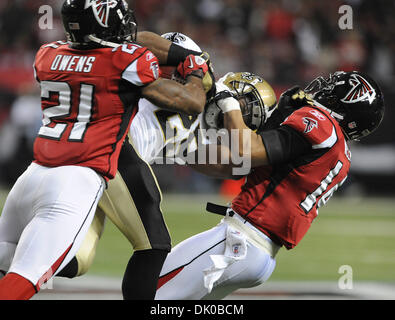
[277,86,314,110]
[177,53,209,79]
[262,86,314,131]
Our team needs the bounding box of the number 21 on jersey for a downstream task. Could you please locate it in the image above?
[39,81,94,142]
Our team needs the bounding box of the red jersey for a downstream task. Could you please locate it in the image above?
[232,106,351,249]
[33,41,160,179]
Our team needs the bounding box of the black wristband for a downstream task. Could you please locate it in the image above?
[167,43,201,66]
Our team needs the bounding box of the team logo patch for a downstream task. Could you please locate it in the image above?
[150,61,160,79]
[85,0,118,28]
[341,74,376,105]
[302,117,318,133]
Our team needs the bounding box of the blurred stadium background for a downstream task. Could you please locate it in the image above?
[0,0,394,299]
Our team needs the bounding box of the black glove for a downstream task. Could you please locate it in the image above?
[277,86,314,111]
[262,86,313,131]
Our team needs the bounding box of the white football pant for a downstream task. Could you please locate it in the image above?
[0,162,105,288]
[155,212,278,300]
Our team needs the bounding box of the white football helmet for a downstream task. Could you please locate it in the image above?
[160,32,201,81]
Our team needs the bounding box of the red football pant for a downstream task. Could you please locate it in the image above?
[0,273,36,300]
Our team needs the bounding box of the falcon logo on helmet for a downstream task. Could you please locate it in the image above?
[341,74,376,105]
[85,0,118,28]
[304,71,384,141]
[62,0,137,47]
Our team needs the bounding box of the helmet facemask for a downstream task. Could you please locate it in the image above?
[231,81,265,131]
[304,71,385,141]
[228,78,276,132]
[86,6,137,47]
[116,8,138,43]
[202,72,277,131]
[304,72,346,121]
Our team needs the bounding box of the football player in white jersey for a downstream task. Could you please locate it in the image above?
[54,33,210,300]
[130,32,206,165]
[53,32,209,300]
[54,33,277,300]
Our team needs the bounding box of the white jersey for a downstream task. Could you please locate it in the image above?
[129,98,206,165]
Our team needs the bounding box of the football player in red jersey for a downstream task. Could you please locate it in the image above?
[0,0,212,300]
[155,71,385,300]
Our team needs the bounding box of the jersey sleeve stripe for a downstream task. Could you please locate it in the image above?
[312,126,338,149]
[122,60,144,86]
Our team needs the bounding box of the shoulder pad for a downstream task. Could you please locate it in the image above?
[282,106,338,149]
[113,44,161,86]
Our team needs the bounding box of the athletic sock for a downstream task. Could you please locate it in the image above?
[122,249,168,300]
[0,273,36,300]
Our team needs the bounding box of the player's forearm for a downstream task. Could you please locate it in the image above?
[224,110,252,159]
[141,77,206,115]
[136,31,171,64]
[188,145,240,179]
[224,111,269,167]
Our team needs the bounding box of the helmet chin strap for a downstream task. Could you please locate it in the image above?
[86,34,121,48]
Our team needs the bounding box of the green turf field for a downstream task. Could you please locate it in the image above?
[1,189,394,282]
[89,194,395,282]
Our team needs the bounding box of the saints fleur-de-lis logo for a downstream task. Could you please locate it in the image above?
[85,0,118,28]
[341,74,376,105]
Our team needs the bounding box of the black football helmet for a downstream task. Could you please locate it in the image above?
[61,0,137,48]
[304,71,385,140]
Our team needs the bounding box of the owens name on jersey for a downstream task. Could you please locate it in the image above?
[33,41,160,179]
[232,106,351,249]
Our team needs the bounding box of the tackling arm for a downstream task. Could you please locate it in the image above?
[188,144,240,179]
[223,109,270,168]
[141,76,206,115]
[136,31,201,66]
[136,31,172,64]
[187,98,269,177]
[188,88,314,177]
[223,108,312,168]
